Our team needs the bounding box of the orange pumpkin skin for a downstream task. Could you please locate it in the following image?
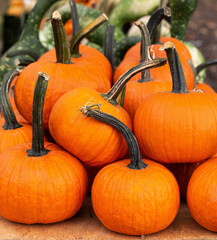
[0,142,88,224]
[49,87,132,167]
[14,52,111,128]
[134,92,217,163]
[187,157,217,232]
[0,119,33,154]
[123,80,172,120]
[113,38,194,90]
[38,45,112,83]
[92,159,180,235]
[196,83,216,94]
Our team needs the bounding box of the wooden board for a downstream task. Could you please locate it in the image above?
[0,196,216,240]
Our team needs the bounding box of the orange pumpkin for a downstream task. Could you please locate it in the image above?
[81,106,180,235]
[0,72,88,224]
[134,42,217,163]
[122,21,171,120]
[0,70,33,154]
[187,157,217,232]
[14,12,111,128]
[49,58,166,167]
[113,37,194,90]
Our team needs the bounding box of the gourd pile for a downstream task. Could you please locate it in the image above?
[1,0,217,236]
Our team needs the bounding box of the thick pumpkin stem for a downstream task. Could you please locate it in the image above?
[160,42,189,93]
[0,69,22,130]
[27,72,49,157]
[104,24,115,72]
[103,58,167,104]
[196,59,217,75]
[70,14,108,58]
[135,21,151,82]
[147,7,171,44]
[51,11,71,64]
[80,105,147,170]
[69,0,80,39]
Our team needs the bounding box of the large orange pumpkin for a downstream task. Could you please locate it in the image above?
[81,106,180,235]
[49,58,166,167]
[14,12,111,128]
[134,42,217,163]
[0,72,88,224]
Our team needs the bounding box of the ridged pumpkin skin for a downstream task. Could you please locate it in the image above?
[38,45,112,83]
[0,142,88,224]
[134,92,217,163]
[123,80,172,120]
[14,48,111,128]
[0,119,33,154]
[92,159,180,235]
[187,157,217,232]
[49,87,132,167]
[113,37,194,90]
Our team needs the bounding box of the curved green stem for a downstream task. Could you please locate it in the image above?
[147,7,171,44]
[135,21,151,82]
[104,24,115,72]
[51,11,71,64]
[0,69,22,130]
[196,59,217,75]
[69,0,80,39]
[27,72,49,157]
[70,13,108,58]
[160,42,189,93]
[102,58,167,104]
[80,106,147,170]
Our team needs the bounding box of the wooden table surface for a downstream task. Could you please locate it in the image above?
[0,196,216,240]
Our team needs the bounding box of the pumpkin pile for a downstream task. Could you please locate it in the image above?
[1,0,217,237]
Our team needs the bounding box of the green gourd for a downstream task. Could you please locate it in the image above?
[170,0,198,40]
[0,0,61,85]
[109,0,161,41]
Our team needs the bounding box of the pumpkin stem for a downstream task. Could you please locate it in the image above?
[147,7,171,44]
[70,14,108,58]
[27,72,49,157]
[135,21,152,83]
[51,11,71,64]
[69,0,80,39]
[196,59,217,75]
[0,69,23,130]
[80,105,147,170]
[104,24,115,72]
[103,58,167,104]
[160,42,189,93]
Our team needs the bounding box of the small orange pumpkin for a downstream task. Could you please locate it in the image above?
[81,106,180,235]
[134,42,217,163]
[14,11,111,128]
[187,157,217,232]
[0,72,88,224]
[122,21,172,120]
[49,58,166,167]
[113,37,194,90]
